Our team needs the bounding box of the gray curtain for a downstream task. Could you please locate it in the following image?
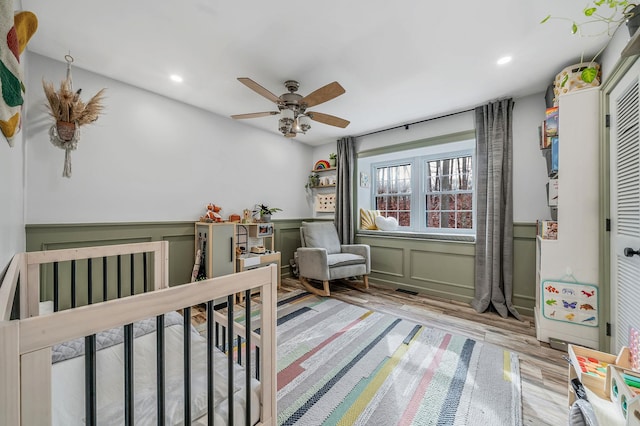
[471,99,521,320]
[335,136,356,244]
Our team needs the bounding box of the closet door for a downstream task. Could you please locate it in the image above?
[609,59,640,353]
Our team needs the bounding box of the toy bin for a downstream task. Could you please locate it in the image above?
[607,365,640,426]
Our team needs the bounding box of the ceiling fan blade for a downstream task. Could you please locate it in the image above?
[307,111,350,128]
[301,81,345,108]
[231,111,280,119]
[237,78,281,103]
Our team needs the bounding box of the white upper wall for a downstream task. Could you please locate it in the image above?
[512,93,552,222]
[0,83,25,266]
[0,0,27,267]
[24,53,314,223]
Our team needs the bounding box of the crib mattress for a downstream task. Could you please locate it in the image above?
[51,314,261,425]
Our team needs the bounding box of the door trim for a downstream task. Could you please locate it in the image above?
[600,55,640,352]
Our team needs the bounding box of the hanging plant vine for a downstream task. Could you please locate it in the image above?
[43,54,105,177]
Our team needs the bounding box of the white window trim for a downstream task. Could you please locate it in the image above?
[363,140,476,238]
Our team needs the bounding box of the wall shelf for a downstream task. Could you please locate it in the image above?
[309,184,336,188]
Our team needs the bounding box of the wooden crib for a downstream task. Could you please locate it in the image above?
[0,241,277,425]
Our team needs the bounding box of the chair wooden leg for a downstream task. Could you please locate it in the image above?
[299,276,331,297]
[322,280,331,296]
[363,275,369,289]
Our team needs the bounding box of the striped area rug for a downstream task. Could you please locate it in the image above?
[272,291,522,426]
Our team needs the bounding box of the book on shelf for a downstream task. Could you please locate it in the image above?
[545,107,559,136]
[537,220,558,240]
[540,107,559,149]
[550,136,559,174]
[548,178,558,206]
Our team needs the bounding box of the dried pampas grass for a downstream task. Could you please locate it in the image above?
[43,79,105,126]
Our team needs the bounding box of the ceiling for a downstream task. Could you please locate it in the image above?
[21,0,620,146]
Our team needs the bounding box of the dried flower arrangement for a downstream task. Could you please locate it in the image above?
[43,79,105,128]
[43,55,106,177]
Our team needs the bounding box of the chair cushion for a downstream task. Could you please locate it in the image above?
[301,222,342,254]
[327,253,366,268]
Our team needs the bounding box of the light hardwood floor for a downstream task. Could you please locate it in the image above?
[279,277,569,426]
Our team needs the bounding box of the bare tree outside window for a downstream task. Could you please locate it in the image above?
[375,163,411,226]
[425,156,473,230]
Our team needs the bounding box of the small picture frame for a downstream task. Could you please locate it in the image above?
[360,172,369,188]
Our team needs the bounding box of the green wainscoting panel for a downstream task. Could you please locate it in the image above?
[370,245,404,277]
[357,222,538,317]
[26,220,299,292]
[273,219,305,277]
[410,248,474,297]
[512,222,537,317]
[358,234,475,302]
[25,221,538,316]
[26,222,195,289]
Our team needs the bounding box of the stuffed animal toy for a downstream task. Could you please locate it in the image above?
[199,203,223,222]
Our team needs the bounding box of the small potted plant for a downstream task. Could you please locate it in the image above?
[305,173,320,191]
[253,204,282,222]
[329,152,337,167]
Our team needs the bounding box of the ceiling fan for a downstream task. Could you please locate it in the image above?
[231,78,350,138]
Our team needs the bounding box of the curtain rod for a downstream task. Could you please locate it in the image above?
[354,107,475,138]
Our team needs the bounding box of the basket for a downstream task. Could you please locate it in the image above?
[553,63,601,103]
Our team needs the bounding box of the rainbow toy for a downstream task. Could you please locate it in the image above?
[314,159,331,170]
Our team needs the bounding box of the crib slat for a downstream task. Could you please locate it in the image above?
[124,323,134,426]
[117,255,122,299]
[222,326,226,352]
[85,334,97,426]
[227,295,234,425]
[143,252,148,293]
[130,253,135,296]
[206,300,214,426]
[256,347,260,381]
[88,258,93,305]
[183,306,192,424]
[102,256,108,302]
[156,315,165,426]
[71,259,77,308]
[245,289,251,426]
[53,262,59,312]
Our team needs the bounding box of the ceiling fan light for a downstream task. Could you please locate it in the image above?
[281,108,294,120]
[297,115,311,133]
[279,118,292,135]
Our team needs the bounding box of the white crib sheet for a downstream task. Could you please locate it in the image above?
[51,318,261,426]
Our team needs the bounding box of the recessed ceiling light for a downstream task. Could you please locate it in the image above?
[497,56,512,65]
[170,74,183,83]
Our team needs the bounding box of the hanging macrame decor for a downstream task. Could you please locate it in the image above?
[43,54,105,177]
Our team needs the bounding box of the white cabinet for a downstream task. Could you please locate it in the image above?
[195,222,236,278]
[535,87,600,348]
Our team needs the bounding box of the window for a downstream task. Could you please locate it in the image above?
[424,156,473,231]
[360,137,475,237]
[375,163,412,226]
